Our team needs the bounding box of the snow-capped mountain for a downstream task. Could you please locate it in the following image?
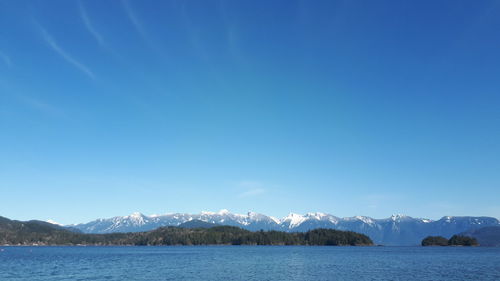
[69,210,500,246]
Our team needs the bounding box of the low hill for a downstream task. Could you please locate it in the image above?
[0,216,373,246]
[421,235,478,246]
[421,236,448,246]
[0,216,87,245]
[178,220,219,229]
[448,235,478,246]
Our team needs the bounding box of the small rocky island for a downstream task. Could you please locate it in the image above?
[421,235,478,246]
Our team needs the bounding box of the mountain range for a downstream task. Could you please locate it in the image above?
[0,216,372,246]
[68,210,500,246]
[461,226,500,247]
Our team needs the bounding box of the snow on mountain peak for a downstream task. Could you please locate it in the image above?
[342,216,375,225]
[306,212,324,218]
[303,212,340,224]
[218,209,230,215]
[125,212,147,225]
[354,216,375,224]
[46,219,62,226]
[282,213,306,228]
[129,212,143,218]
[242,211,278,224]
[246,211,264,219]
[269,216,281,224]
[390,214,409,221]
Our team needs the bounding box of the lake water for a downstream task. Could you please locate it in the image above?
[1,246,499,280]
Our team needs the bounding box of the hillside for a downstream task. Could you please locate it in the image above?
[0,216,372,246]
[178,220,219,229]
[421,235,478,246]
[0,216,88,245]
[461,226,500,247]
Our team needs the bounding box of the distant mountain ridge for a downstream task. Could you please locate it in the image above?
[178,220,219,229]
[0,216,373,246]
[69,210,500,246]
[461,226,500,247]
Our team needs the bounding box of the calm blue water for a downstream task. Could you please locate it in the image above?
[1,246,499,281]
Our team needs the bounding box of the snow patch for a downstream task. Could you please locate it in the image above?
[46,219,62,226]
[355,216,375,224]
[269,216,281,224]
[282,213,306,228]
[129,212,143,218]
[218,209,230,215]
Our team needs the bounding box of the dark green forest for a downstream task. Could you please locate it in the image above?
[421,235,478,246]
[421,236,449,246]
[0,216,373,246]
[448,235,478,246]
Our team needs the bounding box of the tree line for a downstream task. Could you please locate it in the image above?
[0,217,373,246]
[421,235,478,246]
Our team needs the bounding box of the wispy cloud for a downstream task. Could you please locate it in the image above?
[239,188,266,198]
[122,0,146,38]
[122,0,162,54]
[122,0,167,58]
[37,23,95,79]
[237,181,267,198]
[18,95,64,116]
[217,1,245,65]
[0,50,11,67]
[179,2,208,61]
[78,1,105,48]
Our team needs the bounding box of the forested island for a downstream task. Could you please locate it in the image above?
[0,216,373,246]
[421,235,478,246]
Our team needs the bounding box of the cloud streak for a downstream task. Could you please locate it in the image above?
[18,95,64,116]
[0,50,11,67]
[237,181,267,198]
[239,188,266,198]
[122,0,146,38]
[37,24,95,79]
[121,0,167,59]
[79,1,105,48]
[122,0,153,47]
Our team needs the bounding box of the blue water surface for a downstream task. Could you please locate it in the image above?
[1,246,499,280]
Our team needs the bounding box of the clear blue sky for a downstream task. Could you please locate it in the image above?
[1,0,499,224]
